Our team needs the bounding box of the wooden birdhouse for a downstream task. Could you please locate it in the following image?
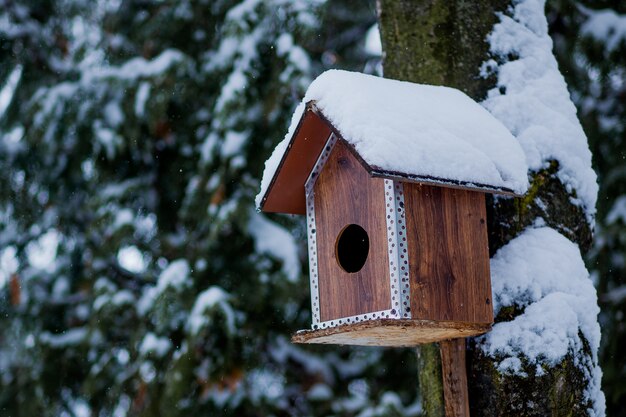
[256,70,528,347]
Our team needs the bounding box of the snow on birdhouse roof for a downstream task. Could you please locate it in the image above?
[257,70,529,213]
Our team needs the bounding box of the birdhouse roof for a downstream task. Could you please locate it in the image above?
[257,70,529,214]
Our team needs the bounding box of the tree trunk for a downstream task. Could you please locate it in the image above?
[377,1,598,416]
[377,0,508,99]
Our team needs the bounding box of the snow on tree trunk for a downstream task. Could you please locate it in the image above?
[378,0,605,416]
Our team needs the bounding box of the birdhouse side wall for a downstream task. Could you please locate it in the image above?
[313,140,392,323]
[404,184,493,324]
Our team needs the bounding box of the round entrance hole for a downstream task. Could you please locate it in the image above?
[335,224,370,273]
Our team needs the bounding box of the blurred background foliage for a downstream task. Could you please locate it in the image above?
[0,0,623,416]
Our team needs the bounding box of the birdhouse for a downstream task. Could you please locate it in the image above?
[256,70,528,347]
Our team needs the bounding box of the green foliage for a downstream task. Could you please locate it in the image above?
[0,0,419,416]
[2,0,624,416]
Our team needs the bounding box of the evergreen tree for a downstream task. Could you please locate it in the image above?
[1,1,624,416]
[0,1,419,416]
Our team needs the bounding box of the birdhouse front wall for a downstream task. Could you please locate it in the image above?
[305,134,411,329]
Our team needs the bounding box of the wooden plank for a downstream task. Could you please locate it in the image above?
[404,184,493,324]
[440,339,470,417]
[291,319,490,347]
[261,109,332,215]
[314,140,391,321]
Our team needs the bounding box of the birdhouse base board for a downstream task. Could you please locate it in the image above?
[291,319,491,347]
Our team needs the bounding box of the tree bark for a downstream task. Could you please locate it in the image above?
[416,342,445,417]
[377,1,596,416]
[377,0,508,98]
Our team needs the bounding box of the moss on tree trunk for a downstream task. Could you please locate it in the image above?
[377,1,596,416]
[417,342,445,417]
[377,0,508,98]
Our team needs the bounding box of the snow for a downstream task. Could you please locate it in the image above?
[490,228,594,314]
[356,392,419,417]
[364,24,382,56]
[275,32,310,84]
[111,290,135,306]
[248,210,300,282]
[1,125,24,155]
[82,49,185,83]
[113,208,134,230]
[156,259,190,292]
[215,69,249,113]
[247,369,285,402]
[93,295,109,311]
[604,285,626,305]
[582,8,626,53]
[225,0,261,21]
[117,245,146,274]
[484,227,604,415]
[134,81,150,117]
[482,0,598,221]
[104,101,124,128]
[200,132,219,162]
[93,282,135,311]
[307,383,333,401]
[31,49,185,134]
[26,229,59,272]
[139,332,172,358]
[33,82,77,129]
[136,288,157,316]
[0,246,18,290]
[606,195,626,225]
[257,70,529,208]
[221,130,248,158]
[480,3,605,407]
[67,396,90,417]
[112,396,131,417]
[95,125,122,159]
[0,65,22,119]
[187,286,235,335]
[276,33,294,56]
[51,276,69,299]
[139,361,157,384]
[210,15,264,112]
[269,336,334,383]
[40,327,87,348]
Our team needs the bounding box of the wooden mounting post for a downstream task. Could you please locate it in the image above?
[440,339,470,417]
